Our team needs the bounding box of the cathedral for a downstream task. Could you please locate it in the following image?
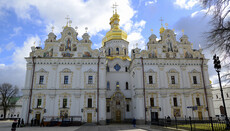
[21,9,215,125]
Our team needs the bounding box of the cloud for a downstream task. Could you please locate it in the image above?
[5,42,15,51]
[10,27,22,38]
[0,0,135,38]
[174,0,199,10]
[145,0,157,6]
[127,20,146,52]
[0,36,40,88]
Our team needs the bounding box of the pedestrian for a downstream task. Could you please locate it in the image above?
[132,118,136,127]
[40,118,44,127]
[11,119,17,131]
[21,119,24,127]
[31,118,33,126]
[17,118,21,127]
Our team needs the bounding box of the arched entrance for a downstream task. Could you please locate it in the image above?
[109,91,126,123]
[220,106,225,115]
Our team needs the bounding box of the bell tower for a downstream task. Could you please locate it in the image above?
[102,4,130,61]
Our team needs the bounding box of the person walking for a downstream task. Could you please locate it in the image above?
[11,119,17,131]
[132,118,136,127]
[17,118,20,127]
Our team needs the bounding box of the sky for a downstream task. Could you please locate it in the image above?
[0,0,222,89]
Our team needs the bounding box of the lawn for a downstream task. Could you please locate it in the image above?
[176,123,227,131]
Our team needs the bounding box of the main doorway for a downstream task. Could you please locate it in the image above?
[35,113,41,126]
[151,112,158,123]
[87,113,92,123]
[198,111,203,120]
[116,110,121,122]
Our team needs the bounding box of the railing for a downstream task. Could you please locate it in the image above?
[151,117,229,131]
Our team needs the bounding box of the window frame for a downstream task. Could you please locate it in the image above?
[88,76,93,84]
[171,76,176,84]
[88,98,92,108]
[39,76,44,84]
[37,99,42,108]
[63,98,67,108]
[64,76,69,84]
[149,75,153,84]
[173,97,178,107]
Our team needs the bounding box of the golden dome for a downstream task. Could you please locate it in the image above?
[160,26,165,34]
[102,12,127,46]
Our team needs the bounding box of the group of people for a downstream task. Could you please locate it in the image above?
[11,118,24,131]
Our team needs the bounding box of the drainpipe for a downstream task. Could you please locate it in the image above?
[141,57,146,124]
[27,56,36,124]
[200,58,210,117]
[97,56,100,124]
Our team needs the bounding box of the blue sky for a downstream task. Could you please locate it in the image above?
[0,0,219,88]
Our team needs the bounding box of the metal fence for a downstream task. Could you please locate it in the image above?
[151,117,229,131]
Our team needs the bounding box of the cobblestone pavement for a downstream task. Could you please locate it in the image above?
[0,120,171,131]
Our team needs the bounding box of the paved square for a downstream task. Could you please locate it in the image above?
[0,120,169,131]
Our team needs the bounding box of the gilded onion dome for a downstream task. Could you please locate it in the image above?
[102,11,128,46]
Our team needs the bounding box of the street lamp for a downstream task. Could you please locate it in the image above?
[213,54,230,129]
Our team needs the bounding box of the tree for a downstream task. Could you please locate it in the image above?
[201,0,230,84]
[0,83,19,119]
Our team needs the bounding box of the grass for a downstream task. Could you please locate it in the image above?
[176,123,227,131]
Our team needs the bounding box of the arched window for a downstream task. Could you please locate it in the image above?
[116,82,119,88]
[107,66,110,72]
[220,106,225,115]
[124,49,126,55]
[125,67,128,72]
[116,47,119,54]
[126,82,128,90]
[107,81,110,90]
[108,49,111,56]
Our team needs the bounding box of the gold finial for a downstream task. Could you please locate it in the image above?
[165,23,168,29]
[65,15,70,26]
[182,29,184,35]
[160,17,164,26]
[114,2,118,13]
[51,26,54,32]
[85,27,88,33]
[150,29,153,34]
[172,29,175,32]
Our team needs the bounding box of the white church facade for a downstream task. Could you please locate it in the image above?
[21,10,215,125]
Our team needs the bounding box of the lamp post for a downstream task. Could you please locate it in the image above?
[213,54,230,129]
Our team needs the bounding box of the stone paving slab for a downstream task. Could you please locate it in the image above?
[0,120,173,131]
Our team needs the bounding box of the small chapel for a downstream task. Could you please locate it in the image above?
[21,7,214,125]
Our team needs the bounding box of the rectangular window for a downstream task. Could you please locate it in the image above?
[37,99,42,108]
[88,98,92,108]
[88,76,93,84]
[64,76,68,84]
[173,97,178,107]
[39,76,44,84]
[149,76,153,84]
[126,82,129,90]
[107,106,110,112]
[171,76,175,84]
[150,98,154,107]
[196,97,201,106]
[63,98,67,108]
[193,76,197,84]
[126,104,130,112]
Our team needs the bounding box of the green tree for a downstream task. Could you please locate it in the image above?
[0,83,18,119]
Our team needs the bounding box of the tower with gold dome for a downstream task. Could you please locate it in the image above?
[21,5,215,126]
